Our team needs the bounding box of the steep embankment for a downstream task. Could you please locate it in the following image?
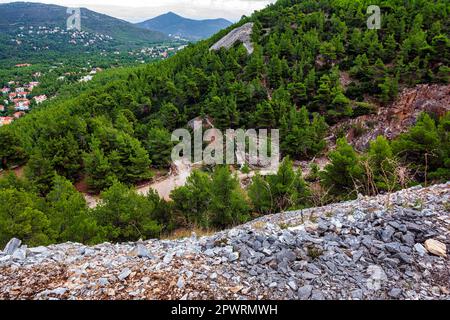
[1,183,448,300]
[334,84,450,151]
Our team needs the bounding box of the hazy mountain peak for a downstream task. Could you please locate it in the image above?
[136,12,232,41]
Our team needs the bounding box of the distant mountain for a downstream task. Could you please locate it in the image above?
[136,12,232,41]
[0,2,170,58]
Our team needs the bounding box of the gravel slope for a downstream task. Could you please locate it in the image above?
[0,183,449,300]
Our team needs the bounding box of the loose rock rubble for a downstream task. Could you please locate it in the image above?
[0,183,449,300]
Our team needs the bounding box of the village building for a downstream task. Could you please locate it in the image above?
[28,81,40,91]
[15,63,32,67]
[0,116,14,126]
[79,75,93,82]
[13,111,25,118]
[17,91,28,98]
[1,87,11,94]
[34,95,47,104]
[0,105,5,112]
[14,98,30,111]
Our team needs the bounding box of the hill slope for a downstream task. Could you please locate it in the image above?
[0,183,448,300]
[136,11,232,41]
[0,0,449,250]
[0,2,169,59]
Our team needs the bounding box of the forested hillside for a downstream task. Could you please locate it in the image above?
[0,2,170,60]
[0,0,449,247]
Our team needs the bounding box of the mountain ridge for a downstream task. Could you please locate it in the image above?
[136,11,232,40]
[0,2,170,50]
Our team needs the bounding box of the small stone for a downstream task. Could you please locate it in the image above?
[3,238,21,255]
[12,248,26,260]
[297,285,313,299]
[230,286,244,294]
[366,265,388,291]
[384,242,401,254]
[381,226,395,242]
[311,290,325,300]
[424,239,447,257]
[98,278,110,287]
[414,243,427,256]
[0,255,11,263]
[288,281,298,291]
[28,246,48,255]
[118,268,131,281]
[228,252,240,262]
[388,288,402,298]
[301,272,317,280]
[351,289,363,300]
[49,287,68,296]
[395,253,412,264]
[163,252,174,264]
[177,276,185,289]
[134,244,151,258]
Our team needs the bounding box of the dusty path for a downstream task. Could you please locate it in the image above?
[136,159,194,200]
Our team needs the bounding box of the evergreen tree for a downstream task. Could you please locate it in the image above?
[248,173,273,214]
[171,170,212,228]
[209,166,250,228]
[0,128,27,169]
[46,175,99,243]
[93,181,161,242]
[266,157,309,212]
[321,138,364,198]
[25,150,56,196]
[392,113,442,182]
[254,101,276,128]
[146,127,174,168]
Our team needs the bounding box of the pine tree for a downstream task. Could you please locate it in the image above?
[0,128,27,169]
[46,175,98,244]
[171,170,212,228]
[321,138,364,198]
[84,141,115,193]
[25,150,56,196]
[209,166,250,228]
[254,101,276,128]
[265,157,309,212]
[248,173,273,214]
[392,113,441,182]
[94,181,161,242]
[146,127,174,168]
[368,136,396,192]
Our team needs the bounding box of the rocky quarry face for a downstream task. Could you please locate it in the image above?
[0,183,448,300]
[336,84,450,151]
[210,22,254,55]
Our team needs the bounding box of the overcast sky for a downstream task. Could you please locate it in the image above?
[0,0,276,22]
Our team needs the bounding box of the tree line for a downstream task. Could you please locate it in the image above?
[1,111,449,247]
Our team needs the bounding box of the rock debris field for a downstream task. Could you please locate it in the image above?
[0,183,449,300]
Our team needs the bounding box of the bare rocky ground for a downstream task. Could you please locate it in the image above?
[0,183,449,300]
[334,84,450,151]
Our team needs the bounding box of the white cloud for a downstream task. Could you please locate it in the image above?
[0,0,276,21]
